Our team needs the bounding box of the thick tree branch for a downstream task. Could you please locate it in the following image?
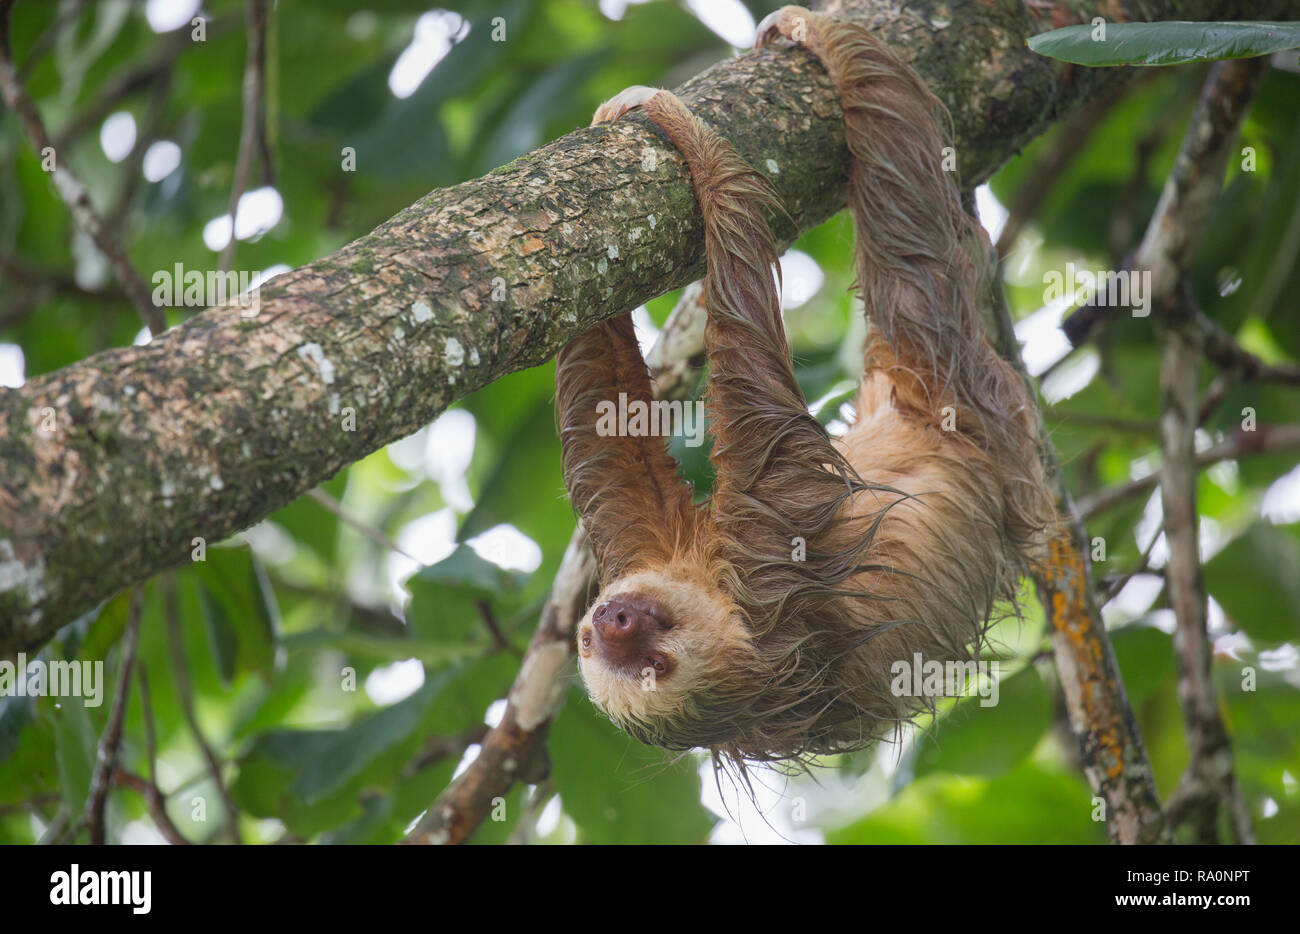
[0,0,1281,656]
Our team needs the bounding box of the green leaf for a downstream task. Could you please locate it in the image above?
[914,665,1052,778]
[1028,22,1300,67]
[1110,624,1178,709]
[269,471,348,565]
[829,762,1106,843]
[75,590,133,662]
[54,701,97,819]
[198,584,239,684]
[192,546,278,680]
[458,395,567,542]
[0,695,36,765]
[241,668,457,807]
[280,630,479,667]
[1203,522,1300,644]
[406,545,527,643]
[549,691,714,844]
[318,792,396,845]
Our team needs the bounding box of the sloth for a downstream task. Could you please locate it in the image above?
[555,6,1054,765]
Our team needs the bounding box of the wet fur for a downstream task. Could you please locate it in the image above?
[556,9,1054,766]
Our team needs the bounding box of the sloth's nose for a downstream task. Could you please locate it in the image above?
[593,601,642,642]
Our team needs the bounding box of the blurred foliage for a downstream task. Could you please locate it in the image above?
[0,1,1297,844]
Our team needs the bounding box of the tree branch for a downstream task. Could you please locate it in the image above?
[0,0,1281,656]
[404,527,594,844]
[127,667,191,844]
[218,0,270,272]
[1079,423,1300,519]
[983,248,1171,843]
[83,586,142,845]
[1147,57,1265,845]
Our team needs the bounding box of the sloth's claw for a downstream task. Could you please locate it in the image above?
[754,5,812,48]
[592,85,661,125]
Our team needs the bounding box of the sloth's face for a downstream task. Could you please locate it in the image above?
[576,566,754,734]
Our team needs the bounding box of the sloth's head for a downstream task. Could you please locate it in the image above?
[575,566,763,749]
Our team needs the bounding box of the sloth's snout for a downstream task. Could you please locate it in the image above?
[593,601,643,643]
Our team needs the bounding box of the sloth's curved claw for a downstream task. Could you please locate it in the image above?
[591,85,662,125]
[754,5,812,48]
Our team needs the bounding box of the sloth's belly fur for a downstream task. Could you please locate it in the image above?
[827,370,1011,667]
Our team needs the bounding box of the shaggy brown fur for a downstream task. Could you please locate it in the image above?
[555,9,1054,766]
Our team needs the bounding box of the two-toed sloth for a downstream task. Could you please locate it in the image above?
[555,7,1054,765]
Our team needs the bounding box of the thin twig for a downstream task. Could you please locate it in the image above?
[1187,286,1300,386]
[0,4,165,334]
[136,665,190,844]
[218,0,269,272]
[163,574,242,843]
[51,19,218,150]
[401,724,490,778]
[83,586,144,845]
[476,599,521,657]
[112,768,190,846]
[1100,521,1162,604]
[106,67,174,231]
[1079,423,1300,520]
[306,488,419,563]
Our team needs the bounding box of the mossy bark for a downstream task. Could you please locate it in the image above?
[0,0,1280,654]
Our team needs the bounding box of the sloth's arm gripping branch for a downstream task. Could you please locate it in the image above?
[556,316,698,579]
[636,93,859,609]
[555,93,700,581]
[758,5,1054,551]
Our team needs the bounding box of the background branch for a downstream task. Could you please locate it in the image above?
[405,527,594,845]
[1148,57,1265,845]
[1078,423,1300,519]
[983,261,1171,843]
[218,0,270,272]
[83,586,142,845]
